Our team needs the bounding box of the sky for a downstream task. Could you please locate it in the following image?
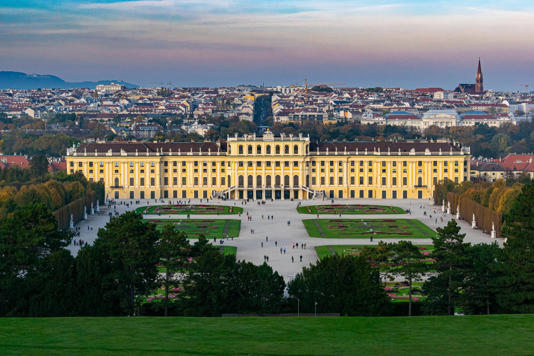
[1,0,534,90]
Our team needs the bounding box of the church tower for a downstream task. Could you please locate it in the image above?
[475,58,484,93]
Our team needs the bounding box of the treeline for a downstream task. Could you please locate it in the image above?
[425,180,534,314]
[434,179,523,216]
[424,120,534,158]
[3,182,534,317]
[0,169,104,226]
[0,131,78,157]
[269,121,421,144]
[0,210,286,317]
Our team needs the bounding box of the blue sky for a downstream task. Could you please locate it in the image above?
[2,0,534,89]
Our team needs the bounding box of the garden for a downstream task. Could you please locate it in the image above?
[315,244,434,260]
[384,281,425,303]
[303,218,435,239]
[136,204,243,215]
[297,204,406,215]
[145,218,241,238]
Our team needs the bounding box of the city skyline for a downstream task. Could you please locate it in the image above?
[2,1,534,90]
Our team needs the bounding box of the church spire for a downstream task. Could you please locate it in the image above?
[475,57,484,94]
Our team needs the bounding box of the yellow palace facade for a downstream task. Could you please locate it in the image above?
[66,131,470,201]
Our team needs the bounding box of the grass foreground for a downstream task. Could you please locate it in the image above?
[0,315,533,355]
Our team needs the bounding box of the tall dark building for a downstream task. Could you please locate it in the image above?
[475,58,484,93]
[455,58,485,94]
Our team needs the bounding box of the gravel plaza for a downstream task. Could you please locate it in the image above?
[68,198,504,282]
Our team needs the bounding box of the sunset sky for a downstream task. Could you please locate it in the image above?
[2,0,534,90]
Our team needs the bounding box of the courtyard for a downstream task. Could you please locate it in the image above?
[68,198,503,282]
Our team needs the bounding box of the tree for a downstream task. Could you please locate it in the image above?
[288,255,389,316]
[389,241,426,316]
[462,243,500,315]
[157,224,190,316]
[95,212,160,315]
[182,248,285,316]
[25,249,77,316]
[423,219,469,315]
[498,181,534,313]
[30,154,49,177]
[0,204,70,316]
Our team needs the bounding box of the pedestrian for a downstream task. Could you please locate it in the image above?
[280,247,283,254]
[275,241,277,246]
[266,236,268,242]
[284,248,286,254]
[300,255,302,262]
[291,256,294,263]
[261,242,263,248]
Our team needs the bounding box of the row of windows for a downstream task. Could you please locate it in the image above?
[117,190,209,200]
[313,160,462,167]
[72,160,227,168]
[115,176,230,187]
[71,159,465,169]
[234,144,307,155]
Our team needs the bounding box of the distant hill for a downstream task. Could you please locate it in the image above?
[0,71,138,90]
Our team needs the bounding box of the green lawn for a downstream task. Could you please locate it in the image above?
[303,218,435,239]
[298,204,405,214]
[1,316,534,355]
[136,204,243,215]
[220,245,237,256]
[315,244,434,259]
[145,219,241,238]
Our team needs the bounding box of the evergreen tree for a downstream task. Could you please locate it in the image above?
[30,154,49,177]
[95,212,160,315]
[288,255,389,316]
[0,203,70,315]
[157,224,190,316]
[462,243,500,315]
[498,181,534,313]
[389,241,426,316]
[423,219,469,315]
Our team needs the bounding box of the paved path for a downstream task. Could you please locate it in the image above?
[67,198,503,282]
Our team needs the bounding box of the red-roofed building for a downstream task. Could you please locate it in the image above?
[0,155,30,169]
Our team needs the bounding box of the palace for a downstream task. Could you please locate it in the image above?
[66,131,471,201]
